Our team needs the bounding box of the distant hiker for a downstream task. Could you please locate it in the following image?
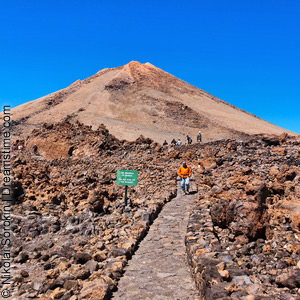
[171,138,176,145]
[33,145,38,153]
[197,131,202,143]
[13,146,16,151]
[178,161,192,194]
[177,139,182,146]
[187,135,192,144]
[163,140,168,146]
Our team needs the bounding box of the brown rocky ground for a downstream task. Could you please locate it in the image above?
[185,134,300,299]
[3,121,178,299]
[1,122,300,299]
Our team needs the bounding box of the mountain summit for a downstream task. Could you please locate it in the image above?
[9,61,295,142]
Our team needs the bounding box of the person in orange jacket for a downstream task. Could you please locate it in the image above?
[178,161,192,194]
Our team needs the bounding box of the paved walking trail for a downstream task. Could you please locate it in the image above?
[111,182,200,300]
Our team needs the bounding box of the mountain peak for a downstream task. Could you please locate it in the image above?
[125,61,144,67]
[118,60,163,84]
[8,61,295,143]
[123,60,153,72]
[123,61,160,73]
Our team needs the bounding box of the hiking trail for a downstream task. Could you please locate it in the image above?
[111,181,200,300]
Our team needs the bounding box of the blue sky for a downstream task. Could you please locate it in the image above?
[1,0,299,133]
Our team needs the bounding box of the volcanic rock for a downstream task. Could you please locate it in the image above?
[3,119,300,300]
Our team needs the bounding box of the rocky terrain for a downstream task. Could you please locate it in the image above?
[1,121,300,299]
[185,134,300,299]
[5,61,295,143]
[5,121,178,299]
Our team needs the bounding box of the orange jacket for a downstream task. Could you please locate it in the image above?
[178,166,192,178]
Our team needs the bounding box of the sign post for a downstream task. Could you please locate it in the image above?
[124,185,128,206]
[116,170,138,206]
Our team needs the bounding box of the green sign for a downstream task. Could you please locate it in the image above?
[116,170,138,186]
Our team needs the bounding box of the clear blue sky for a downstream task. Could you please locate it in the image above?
[1,0,299,133]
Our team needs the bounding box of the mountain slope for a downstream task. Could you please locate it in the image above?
[9,61,296,142]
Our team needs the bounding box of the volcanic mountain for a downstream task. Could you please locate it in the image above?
[8,61,295,142]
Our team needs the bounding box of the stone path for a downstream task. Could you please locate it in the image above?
[111,181,200,300]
